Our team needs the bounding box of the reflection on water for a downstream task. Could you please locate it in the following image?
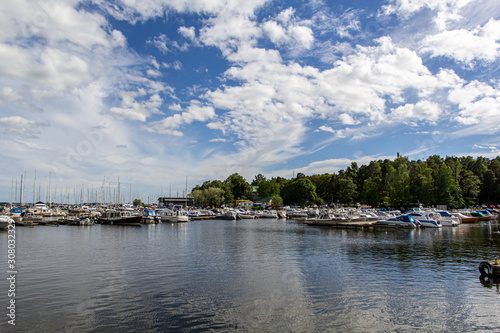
[1,220,500,332]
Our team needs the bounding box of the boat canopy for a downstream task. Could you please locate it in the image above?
[397,215,415,223]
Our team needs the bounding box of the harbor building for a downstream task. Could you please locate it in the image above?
[158,196,194,208]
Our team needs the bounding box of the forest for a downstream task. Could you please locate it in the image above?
[191,155,500,209]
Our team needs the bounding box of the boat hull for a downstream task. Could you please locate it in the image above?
[99,216,142,226]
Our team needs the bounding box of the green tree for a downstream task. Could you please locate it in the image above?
[434,163,455,207]
[460,170,481,207]
[481,169,497,204]
[192,187,226,207]
[281,178,317,206]
[409,161,433,206]
[309,174,334,203]
[259,178,281,197]
[191,189,205,206]
[270,195,283,209]
[197,179,233,205]
[133,198,143,207]
[337,174,358,204]
[386,163,409,206]
[359,161,382,206]
[224,173,250,200]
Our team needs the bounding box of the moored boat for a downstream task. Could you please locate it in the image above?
[454,211,479,223]
[305,212,349,226]
[471,211,492,222]
[0,214,14,230]
[99,210,142,226]
[375,214,417,228]
[408,213,442,228]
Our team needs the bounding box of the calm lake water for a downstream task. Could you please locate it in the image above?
[2,218,500,332]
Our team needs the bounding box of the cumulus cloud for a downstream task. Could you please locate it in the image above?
[391,101,441,124]
[178,26,197,43]
[423,19,500,65]
[448,80,500,130]
[262,7,314,51]
[0,116,48,138]
[145,102,216,136]
[109,92,163,122]
[382,0,476,29]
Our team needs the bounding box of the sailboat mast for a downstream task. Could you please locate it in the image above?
[48,172,52,204]
[33,170,37,205]
[19,174,23,206]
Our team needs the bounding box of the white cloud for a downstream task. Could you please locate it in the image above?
[262,8,314,51]
[0,44,93,95]
[179,26,197,41]
[391,100,441,124]
[448,80,500,133]
[262,21,287,46]
[0,87,21,102]
[145,102,216,136]
[423,19,500,65]
[109,92,163,122]
[0,116,48,138]
[339,113,359,125]
[318,125,335,134]
[0,0,117,50]
[382,0,476,29]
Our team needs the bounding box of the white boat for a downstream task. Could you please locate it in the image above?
[0,214,14,230]
[408,213,442,228]
[219,210,240,220]
[260,210,279,218]
[375,215,417,228]
[21,211,43,224]
[157,209,189,223]
[435,211,461,226]
[285,209,308,220]
[453,211,479,223]
[141,209,159,224]
[237,209,257,219]
[305,212,349,226]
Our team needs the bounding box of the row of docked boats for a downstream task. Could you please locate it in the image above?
[1,202,193,227]
[303,207,497,229]
[1,201,497,230]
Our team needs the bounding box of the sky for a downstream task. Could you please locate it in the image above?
[1,0,500,204]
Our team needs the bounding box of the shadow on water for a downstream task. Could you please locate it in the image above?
[479,275,500,292]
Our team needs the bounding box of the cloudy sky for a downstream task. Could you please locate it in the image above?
[1,0,500,203]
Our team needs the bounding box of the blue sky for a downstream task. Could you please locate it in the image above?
[1,0,500,203]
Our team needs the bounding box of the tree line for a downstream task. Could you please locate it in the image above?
[191,155,500,209]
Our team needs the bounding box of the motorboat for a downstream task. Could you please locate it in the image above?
[21,211,43,225]
[473,210,493,221]
[99,210,142,226]
[305,212,349,226]
[434,211,460,226]
[408,213,442,228]
[259,210,279,218]
[0,214,14,230]
[375,214,417,228]
[141,209,159,224]
[453,211,479,223]
[157,209,190,223]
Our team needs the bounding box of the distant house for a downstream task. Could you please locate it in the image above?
[234,200,253,208]
[255,196,273,208]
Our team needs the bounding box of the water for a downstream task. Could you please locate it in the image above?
[2,219,500,332]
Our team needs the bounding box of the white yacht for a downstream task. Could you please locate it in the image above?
[375,214,418,228]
